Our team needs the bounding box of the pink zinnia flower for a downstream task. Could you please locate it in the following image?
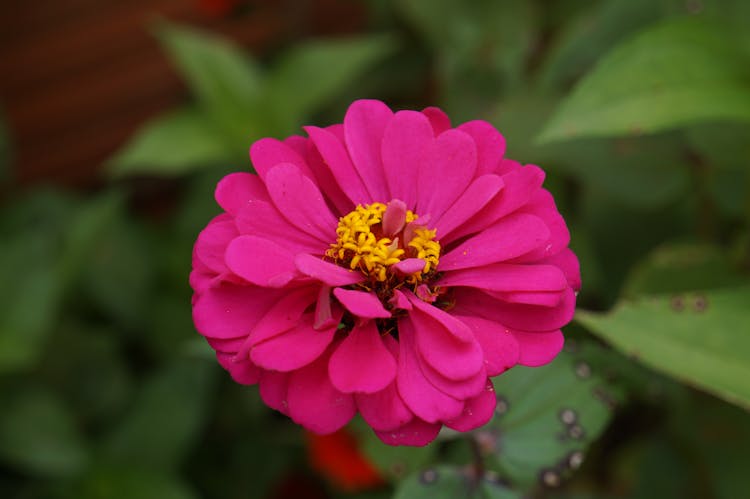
[191,99,580,446]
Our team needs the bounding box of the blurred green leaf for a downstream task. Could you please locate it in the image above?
[156,22,263,141]
[577,286,750,410]
[0,232,62,373]
[686,122,750,171]
[394,466,519,499]
[62,467,198,499]
[482,352,619,490]
[538,0,672,91]
[538,18,750,143]
[622,242,745,296]
[266,35,396,132]
[108,108,235,177]
[80,214,155,328]
[0,387,88,476]
[399,0,535,117]
[103,358,216,471]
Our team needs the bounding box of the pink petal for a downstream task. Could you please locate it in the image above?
[246,286,319,346]
[421,106,451,135]
[305,126,370,205]
[356,383,414,432]
[251,314,338,372]
[224,235,298,287]
[381,111,432,207]
[434,174,504,239]
[249,137,315,180]
[264,163,338,243]
[458,120,506,176]
[235,201,323,254]
[391,258,426,275]
[295,254,365,286]
[259,370,290,415]
[314,286,336,330]
[194,215,238,274]
[453,315,520,376]
[515,189,570,261]
[333,288,391,319]
[417,129,477,221]
[442,165,545,244]
[445,379,496,432]
[454,287,577,332]
[216,352,260,385]
[395,318,464,423]
[382,199,407,237]
[215,172,269,215]
[540,248,581,291]
[485,289,566,307]
[344,99,393,202]
[512,329,565,367]
[439,213,550,271]
[417,354,487,400]
[374,418,442,447]
[302,137,353,214]
[193,283,280,339]
[438,263,568,293]
[407,298,484,380]
[389,289,412,310]
[287,349,356,434]
[329,321,397,393]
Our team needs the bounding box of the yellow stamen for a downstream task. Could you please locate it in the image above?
[326,202,440,282]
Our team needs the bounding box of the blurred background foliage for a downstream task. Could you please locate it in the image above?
[1,0,749,498]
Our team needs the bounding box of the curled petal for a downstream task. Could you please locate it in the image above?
[374,418,442,447]
[225,235,298,287]
[333,288,391,319]
[444,379,496,432]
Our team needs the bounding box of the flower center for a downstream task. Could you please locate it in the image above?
[326,201,440,284]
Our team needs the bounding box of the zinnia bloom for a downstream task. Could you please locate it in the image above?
[191,99,580,446]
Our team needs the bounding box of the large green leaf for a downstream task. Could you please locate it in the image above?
[577,286,750,410]
[538,18,750,143]
[0,387,89,476]
[394,466,519,499]
[482,352,619,491]
[266,35,396,132]
[156,22,263,141]
[108,108,234,177]
[102,358,216,470]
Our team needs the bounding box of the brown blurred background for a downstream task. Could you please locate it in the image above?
[0,0,366,187]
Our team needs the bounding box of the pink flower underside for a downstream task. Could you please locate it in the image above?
[191,99,580,445]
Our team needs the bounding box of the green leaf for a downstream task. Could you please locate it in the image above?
[103,358,216,470]
[482,352,619,490]
[538,18,750,143]
[0,388,88,476]
[63,467,198,499]
[393,466,519,499]
[266,36,396,132]
[155,22,263,140]
[0,232,62,373]
[108,108,234,177]
[577,286,750,410]
[622,242,745,296]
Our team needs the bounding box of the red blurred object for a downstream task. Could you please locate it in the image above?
[196,0,240,18]
[306,429,384,493]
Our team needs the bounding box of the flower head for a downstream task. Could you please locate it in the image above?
[191,100,581,446]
